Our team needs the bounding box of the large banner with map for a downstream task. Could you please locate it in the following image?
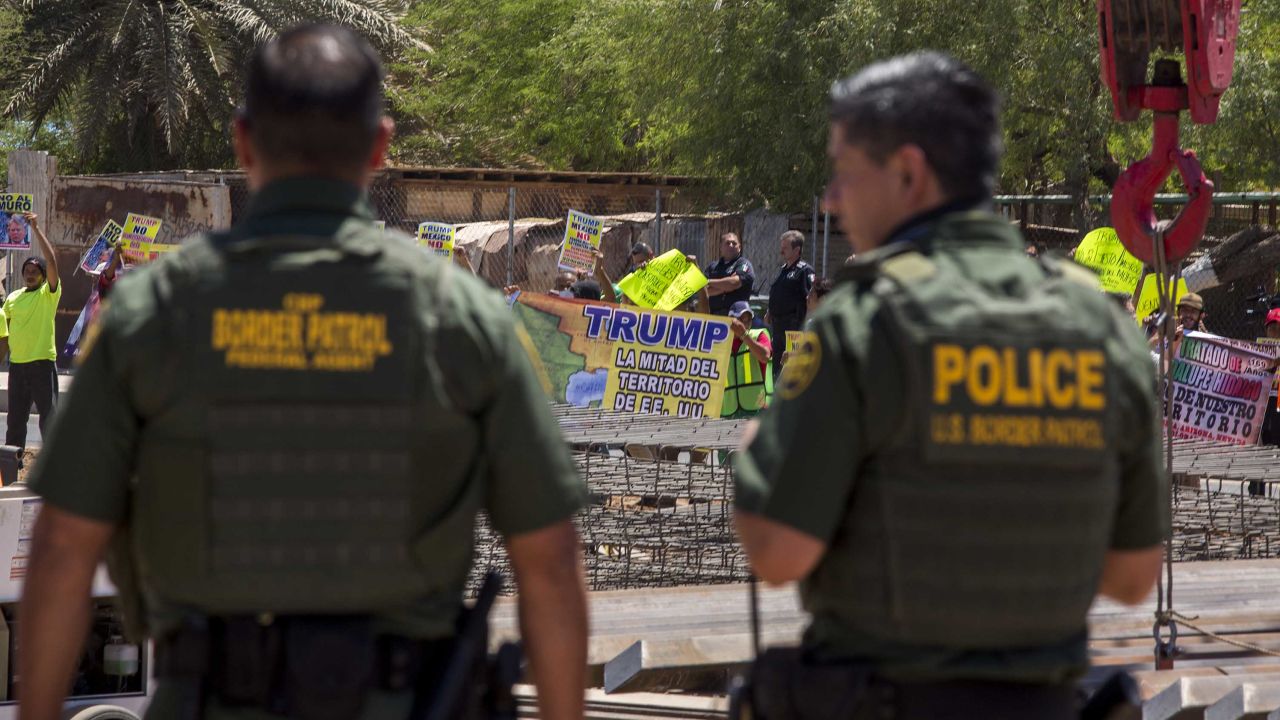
[514,293,734,418]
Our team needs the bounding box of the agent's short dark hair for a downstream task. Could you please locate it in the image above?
[780,230,805,251]
[829,51,1001,201]
[242,25,385,174]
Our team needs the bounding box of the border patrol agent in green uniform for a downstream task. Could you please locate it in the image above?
[18,26,589,720]
[732,52,1167,720]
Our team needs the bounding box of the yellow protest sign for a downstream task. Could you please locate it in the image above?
[416,222,455,260]
[120,213,175,264]
[1073,227,1144,294]
[617,249,708,311]
[557,210,603,275]
[513,293,733,417]
[785,331,804,354]
[1134,274,1188,325]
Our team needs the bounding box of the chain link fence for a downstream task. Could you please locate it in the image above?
[998,194,1280,341]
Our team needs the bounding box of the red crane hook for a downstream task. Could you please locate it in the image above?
[1109,97,1213,266]
[1097,0,1241,264]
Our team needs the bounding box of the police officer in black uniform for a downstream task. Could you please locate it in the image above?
[704,232,756,316]
[765,229,816,375]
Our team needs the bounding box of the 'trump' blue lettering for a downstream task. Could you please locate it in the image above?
[584,305,612,337]
[668,316,700,350]
[700,322,730,353]
[611,312,639,343]
[637,314,668,345]
[580,306,731,352]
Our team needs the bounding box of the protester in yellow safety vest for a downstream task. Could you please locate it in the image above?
[723,300,773,418]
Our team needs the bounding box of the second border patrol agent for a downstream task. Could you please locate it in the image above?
[732,52,1166,719]
[18,26,588,720]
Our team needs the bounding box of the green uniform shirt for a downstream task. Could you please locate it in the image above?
[734,212,1165,683]
[5,280,60,362]
[30,177,584,638]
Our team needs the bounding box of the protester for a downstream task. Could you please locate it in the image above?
[1265,307,1280,339]
[765,230,816,376]
[1107,290,1135,317]
[1148,292,1207,352]
[806,277,834,320]
[4,211,60,456]
[626,241,654,275]
[97,242,125,299]
[552,270,577,297]
[722,300,772,418]
[704,232,755,315]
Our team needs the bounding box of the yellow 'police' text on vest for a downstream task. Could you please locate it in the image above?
[929,343,1107,450]
[211,293,394,372]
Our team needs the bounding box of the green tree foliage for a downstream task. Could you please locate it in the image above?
[5,0,420,173]
[394,0,1279,211]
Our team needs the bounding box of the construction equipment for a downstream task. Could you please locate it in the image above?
[1097,0,1243,671]
[1097,0,1241,265]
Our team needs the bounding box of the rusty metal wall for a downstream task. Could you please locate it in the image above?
[49,176,232,367]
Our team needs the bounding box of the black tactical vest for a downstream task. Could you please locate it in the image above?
[827,249,1121,648]
[124,234,482,616]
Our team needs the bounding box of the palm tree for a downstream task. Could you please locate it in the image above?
[5,0,420,171]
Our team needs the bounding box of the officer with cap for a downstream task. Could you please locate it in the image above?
[19,25,588,720]
[732,51,1165,719]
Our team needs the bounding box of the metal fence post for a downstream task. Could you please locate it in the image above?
[822,210,830,278]
[654,189,663,253]
[811,196,819,267]
[507,187,515,288]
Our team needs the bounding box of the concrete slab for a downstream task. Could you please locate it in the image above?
[1146,677,1280,720]
[1207,682,1280,720]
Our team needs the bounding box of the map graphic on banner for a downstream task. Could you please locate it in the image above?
[557,210,603,275]
[0,194,34,250]
[79,221,124,275]
[1134,274,1189,324]
[617,249,708,311]
[513,292,733,417]
[1167,332,1273,445]
[120,214,175,264]
[416,222,455,260]
[1073,227,1143,294]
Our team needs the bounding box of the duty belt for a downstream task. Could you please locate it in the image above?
[156,615,455,720]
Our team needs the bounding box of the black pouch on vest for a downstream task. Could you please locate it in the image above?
[750,647,872,720]
[280,616,376,720]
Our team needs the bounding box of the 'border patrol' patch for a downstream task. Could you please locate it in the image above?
[778,331,821,400]
[921,337,1112,465]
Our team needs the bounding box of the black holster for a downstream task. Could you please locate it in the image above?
[159,615,443,720]
[741,648,872,720]
[220,616,374,720]
[733,648,1082,720]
